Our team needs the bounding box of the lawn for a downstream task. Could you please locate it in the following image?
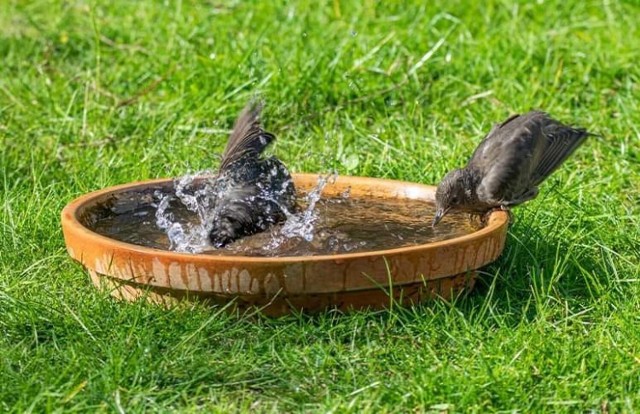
[1,0,639,412]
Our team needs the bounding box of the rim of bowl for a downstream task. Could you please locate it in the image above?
[61,173,509,264]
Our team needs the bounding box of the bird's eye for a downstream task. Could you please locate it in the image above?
[451,196,458,204]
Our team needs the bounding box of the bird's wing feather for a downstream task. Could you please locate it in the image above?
[529,121,589,186]
[219,101,275,171]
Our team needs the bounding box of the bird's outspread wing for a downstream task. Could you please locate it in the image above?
[219,101,275,172]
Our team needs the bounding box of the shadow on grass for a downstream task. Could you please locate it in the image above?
[462,217,620,324]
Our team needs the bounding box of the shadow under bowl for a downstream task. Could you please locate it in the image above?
[61,173,509,316]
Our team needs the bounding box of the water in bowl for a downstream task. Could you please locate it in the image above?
[86,176,483,257]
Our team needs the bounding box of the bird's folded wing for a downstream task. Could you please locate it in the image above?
[468,113,536,203]
[468,113,522,167]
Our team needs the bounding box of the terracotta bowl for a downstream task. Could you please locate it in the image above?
[61,174,509,316]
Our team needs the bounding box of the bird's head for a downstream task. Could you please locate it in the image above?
[433,168,471,226]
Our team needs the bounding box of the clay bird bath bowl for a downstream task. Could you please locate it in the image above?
[61,174,509,316]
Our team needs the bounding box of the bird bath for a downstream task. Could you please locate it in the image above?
[61,173,509,316]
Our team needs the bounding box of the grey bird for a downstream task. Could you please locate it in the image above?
[208,101,296,247]
[433,111,590,226]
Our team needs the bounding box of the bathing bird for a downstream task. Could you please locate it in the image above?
[433,111,591,226]
[208,101,296,247]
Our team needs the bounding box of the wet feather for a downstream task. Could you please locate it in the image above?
[208,101,296,247]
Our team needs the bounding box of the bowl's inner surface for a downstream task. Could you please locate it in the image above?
[81,179,483,257]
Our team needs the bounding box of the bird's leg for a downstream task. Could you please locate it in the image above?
[484,206,514,225]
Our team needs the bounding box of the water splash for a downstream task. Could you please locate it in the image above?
[155,171,216,253]
[154,171,338,254]
[280,172,337,241]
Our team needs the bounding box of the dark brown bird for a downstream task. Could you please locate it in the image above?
[433,111,590,226]
[208,101,296,247]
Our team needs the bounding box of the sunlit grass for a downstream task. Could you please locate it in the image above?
[1,0,639,411]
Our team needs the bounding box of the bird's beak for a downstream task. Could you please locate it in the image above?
[432,207,449,227]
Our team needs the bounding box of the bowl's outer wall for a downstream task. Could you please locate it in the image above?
[61,174,508,309]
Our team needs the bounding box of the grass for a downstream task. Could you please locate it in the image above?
[1,0,639,411]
